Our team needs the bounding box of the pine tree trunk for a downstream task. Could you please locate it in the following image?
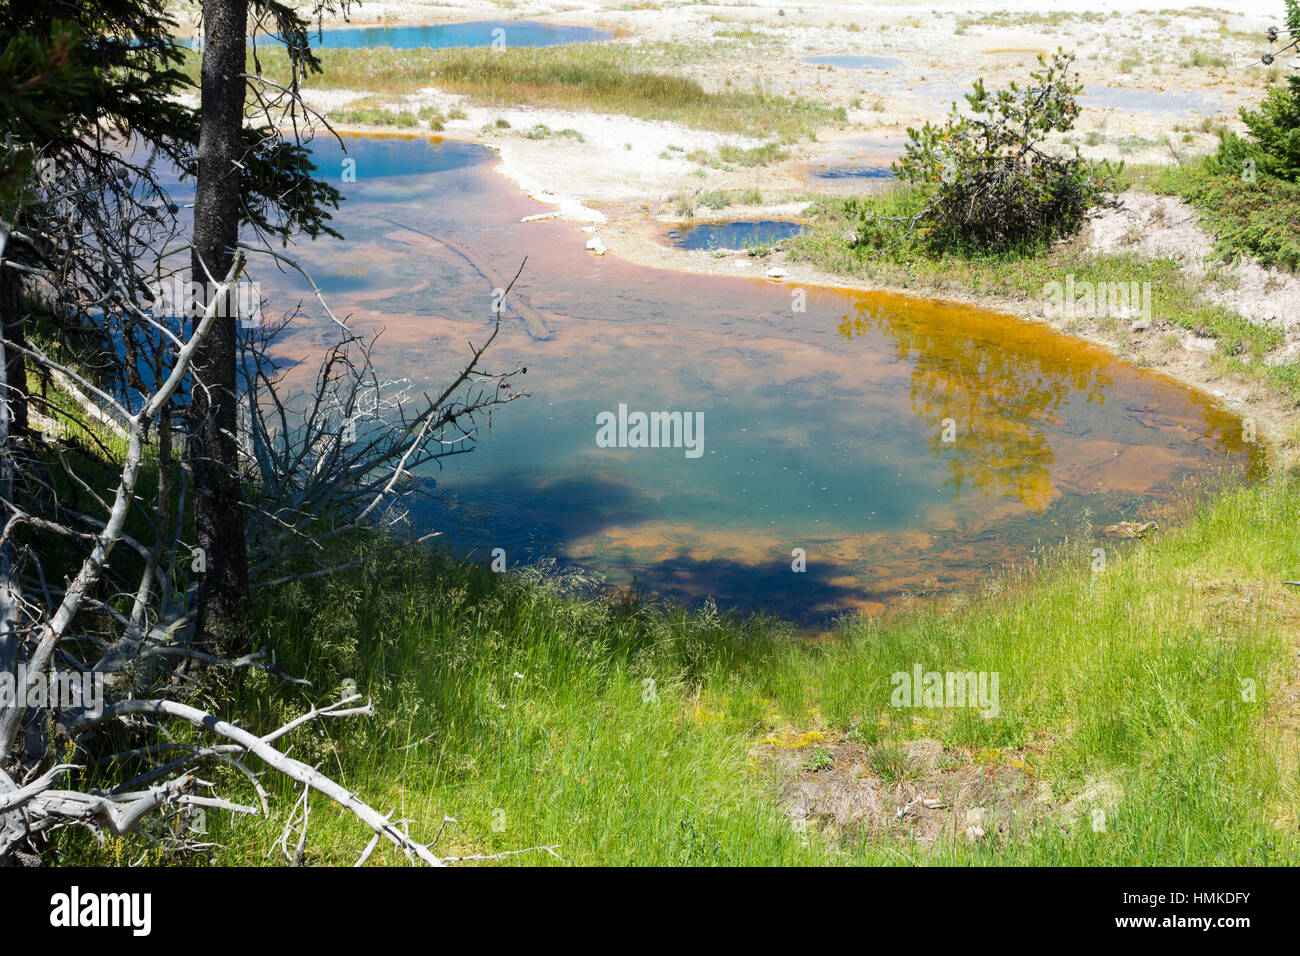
[189,0,251,658]
[0,238,24,774]
[0,261,20,689]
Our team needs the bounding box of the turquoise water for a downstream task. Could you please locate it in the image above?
[304,20,614,50]
[245,135,1257,619]
[664,220,809,250]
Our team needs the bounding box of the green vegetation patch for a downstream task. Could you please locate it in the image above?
[1132,160,1300,272]
[51,474,1300,866]
[424,47,841,140]
[198,44,845,140]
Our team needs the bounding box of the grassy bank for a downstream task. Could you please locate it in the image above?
[1129,161,1300,272]
[784,169,1300,407]
[201,44,845,141]
[52,474,1300,866]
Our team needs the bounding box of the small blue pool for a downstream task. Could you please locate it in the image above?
[665,220,809,251]
[808,162,894,183]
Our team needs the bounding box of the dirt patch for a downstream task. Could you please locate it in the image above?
[761,735,1120,850]
[1087,191,1300,357]
[1263,589,1300,800]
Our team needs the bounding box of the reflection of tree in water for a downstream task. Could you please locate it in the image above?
[837,298,1112,511]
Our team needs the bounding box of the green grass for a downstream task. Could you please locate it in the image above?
[320,98,455,130]
[1183,50,1230,70]
[687,142,790,168]
[712,28,770,41]
[206,44,845,140]
[518,124,586,142]
[423,47,842,141]
[50,473,1300,866]
[329,106,418,128]
[696,187,764,210]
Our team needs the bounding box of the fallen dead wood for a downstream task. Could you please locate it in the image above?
[376,217,553,341]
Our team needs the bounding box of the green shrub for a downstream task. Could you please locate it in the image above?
[878,52,1118,254]
[417,106,446,130]
[1246,0,1300,179]
[1152,159,1300,270]
[1215,1,1300,182]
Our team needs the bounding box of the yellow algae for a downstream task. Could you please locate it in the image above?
[761,730,826,749]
